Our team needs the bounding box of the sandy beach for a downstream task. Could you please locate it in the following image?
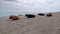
[0,12,60,34]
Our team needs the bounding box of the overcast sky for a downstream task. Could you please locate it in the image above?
[0,0,60,13]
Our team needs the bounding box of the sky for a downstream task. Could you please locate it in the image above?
[0,0,60,13]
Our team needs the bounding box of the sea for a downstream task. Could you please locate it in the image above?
[0,10,60,17]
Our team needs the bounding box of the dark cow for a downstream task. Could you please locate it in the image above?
[38,13,45,16]
[25,14,35,18]
[46,13,52,17]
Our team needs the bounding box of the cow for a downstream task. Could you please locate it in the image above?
[9,15,20,20]
[25,14,35,18]
[38,13,45,16]
[46,13,52,17]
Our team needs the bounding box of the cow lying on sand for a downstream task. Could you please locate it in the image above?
[46,13,52,17]
[25,14,35,18]
[9,15,20,20]
[38,13,45,16]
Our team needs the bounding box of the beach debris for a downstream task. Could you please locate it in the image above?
[9,15,20,20]
[46,13,52,17]
[38,13,45,16]
[25,14,35,18]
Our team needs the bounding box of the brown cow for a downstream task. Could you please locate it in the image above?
[9,15,20,20]
[46,13,52,17]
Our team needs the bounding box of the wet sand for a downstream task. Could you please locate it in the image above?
[0,12,60,34]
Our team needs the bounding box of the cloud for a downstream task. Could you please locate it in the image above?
[3,0,16,2]
[0,0,60,13]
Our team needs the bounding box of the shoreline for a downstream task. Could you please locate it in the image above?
[0,12,59,17]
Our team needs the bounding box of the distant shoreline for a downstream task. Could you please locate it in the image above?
[0,11,60,17]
